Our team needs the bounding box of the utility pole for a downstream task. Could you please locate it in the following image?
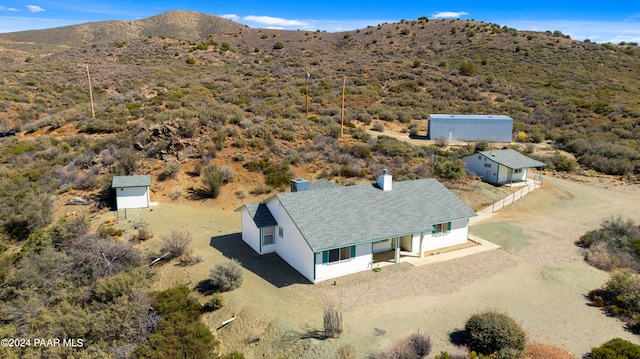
[305,64,310,117]
[340,77,346,138]
[86,64,95,119]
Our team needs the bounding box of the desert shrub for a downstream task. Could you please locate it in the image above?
[603,268,640,311]
[210,259,244,292]
[463,310,526,357]
[579,216,640,271]
[323,306,343,338]
[459,62,478,76]
[372,121,385,132]
[114,148,140,175]
[135,220,152,241]
[373,136,414,157]
[475,140,489,152]
[202,294,225,312]
[591,338,640,359]
[264,160,293,188]
[550,152,577,172]
[132,285,218,358]
[349,126,370,142]
[160,231,192,261]
[159,161,180,180]
[91,267,149,303]
[371,331,432,359]
[433,157,466,180]
[201,164,227,198]
[273,41,285,50]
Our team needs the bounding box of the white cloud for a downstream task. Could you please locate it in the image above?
[220,14,239,20]
[432,11,469,19]
[504,19,640,43]
[243,15,307,27]
[26,5,45,12]
[0,6,19,11]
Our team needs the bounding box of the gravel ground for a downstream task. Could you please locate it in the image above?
[108,175,640,358]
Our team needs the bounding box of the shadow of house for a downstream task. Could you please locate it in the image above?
[209,233,311,288]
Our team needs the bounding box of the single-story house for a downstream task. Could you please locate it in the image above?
[427,114,513,142]
[111,175,152,210]
[235,171,477,283]
[463,149,546,185]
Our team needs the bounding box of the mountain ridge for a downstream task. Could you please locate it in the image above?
[0,10,247,47]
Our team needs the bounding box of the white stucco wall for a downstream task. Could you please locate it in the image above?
[266,198,315,283]
[314,243,372,283]
[511,168,527,182]
[422,219,469,252]
[372,239,392,253]
[115,186,149,209]
[240,210,261,254]
[497,164,509,183]
[463,155,499,183]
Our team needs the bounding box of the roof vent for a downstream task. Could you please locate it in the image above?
[291,179,310,193]
[377,169,392,192]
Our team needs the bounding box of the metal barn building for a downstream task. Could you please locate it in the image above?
[427,114,513,142]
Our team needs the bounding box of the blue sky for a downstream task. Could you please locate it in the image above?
[1,1,639,43]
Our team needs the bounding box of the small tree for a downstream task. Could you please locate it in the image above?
[273,41,285,50]
[210,260,244,292]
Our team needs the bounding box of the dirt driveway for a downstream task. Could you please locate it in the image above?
[108,175,640,358]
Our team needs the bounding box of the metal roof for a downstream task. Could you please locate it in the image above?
[272,178,477,252]
[476,149,547,169]
[429,114,513,121]
[111,174,151,188]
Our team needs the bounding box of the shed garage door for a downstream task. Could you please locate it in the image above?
[116,186,149,209]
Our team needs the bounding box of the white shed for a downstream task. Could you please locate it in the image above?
[463,149,546,185]
[111,175,152,210]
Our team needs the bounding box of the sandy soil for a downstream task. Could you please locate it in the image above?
[91,174,640,358]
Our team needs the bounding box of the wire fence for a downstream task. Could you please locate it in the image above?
[478,181,542,214]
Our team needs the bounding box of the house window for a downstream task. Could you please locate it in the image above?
[323,246,355,263]
[433,222,451,236]
[278,226,284,238]
[514,168,523,173]
[484,163,491,168]
[262,227,275,245]
[478,155,482,159]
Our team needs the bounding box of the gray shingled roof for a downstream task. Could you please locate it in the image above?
[111,175,151,188]
[241,203,278,228]
[477,149,547,169]
[310,179,340,191]
[274,178,477,252]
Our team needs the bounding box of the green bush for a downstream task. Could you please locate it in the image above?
[459,62,478,76]
[132,285,218,358]
[273,41,285,50]
[210,259,244,292]
[603,268,640,310]
[433,157,466,180]
[464,310,526,357]
[202,294,224,312]
[591,338,640,359]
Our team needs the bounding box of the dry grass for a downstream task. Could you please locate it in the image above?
[524,343,576,359]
